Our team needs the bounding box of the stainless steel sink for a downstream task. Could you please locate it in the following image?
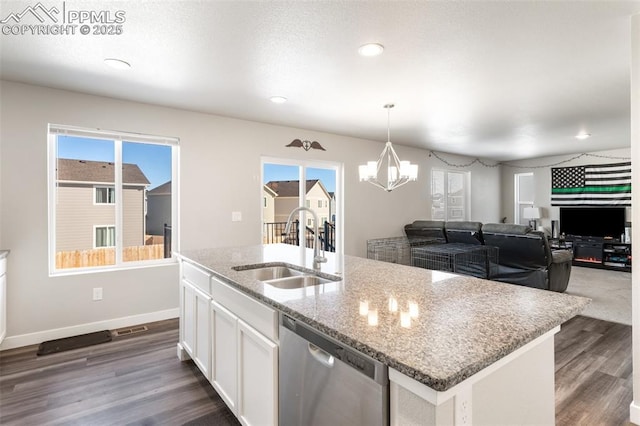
[262,275,334,289]
[244,266,304,281]
[233,263,341,289]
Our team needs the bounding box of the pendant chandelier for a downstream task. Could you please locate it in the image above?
[359,104,418,192]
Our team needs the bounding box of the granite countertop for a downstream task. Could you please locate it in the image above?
[179,244,589,392]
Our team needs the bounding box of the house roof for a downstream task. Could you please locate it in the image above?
[148,180,171,195]
[57,158,150,186]
[263,185,278,198]
[265,180,330,199]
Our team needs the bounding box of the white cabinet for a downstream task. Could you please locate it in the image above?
[180,262,212,380]
[180,279,196,355]
[180,279,212,379]
[211,300,238,413]
[0,256,7,344]
[237,319,278,426]
[194,286,211,378]
[179,259,278,425]
[210,275,278,426]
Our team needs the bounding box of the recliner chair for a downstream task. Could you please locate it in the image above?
[482,223,572,292]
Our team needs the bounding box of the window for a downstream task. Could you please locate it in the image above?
[431,169,470,221]
[262,158,342,255]
[48,124,179,274]
[515,173,534,225]
[95,226,116,247]
[263,197,267,208]
[95,186,115,204]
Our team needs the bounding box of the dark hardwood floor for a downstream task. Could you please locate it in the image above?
[555,315,632,426]
[0,319,239,426]
[0,315,632,425]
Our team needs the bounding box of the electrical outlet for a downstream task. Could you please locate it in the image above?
[93,287,103,301]
[455,386,472,425]
[232,211,242,222]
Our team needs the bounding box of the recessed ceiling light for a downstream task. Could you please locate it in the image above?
[104,58,131,70]
[358,43,384,57]
[575,132,591,140]
[270,96,287,104]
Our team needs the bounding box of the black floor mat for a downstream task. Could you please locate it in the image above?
[37,330,112,356]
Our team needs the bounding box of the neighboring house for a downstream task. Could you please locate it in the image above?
[265,180,332,226]
[262,185,277,224]
[328,191,336,223]
[147,180,172,236]
[56,158,150,251]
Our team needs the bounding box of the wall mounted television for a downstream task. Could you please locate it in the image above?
[559,207,626,239]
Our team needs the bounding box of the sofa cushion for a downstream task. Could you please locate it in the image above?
[412,220,445,229]
[482,223,531,235]
[404,220,446,241]
[445,221,483,232]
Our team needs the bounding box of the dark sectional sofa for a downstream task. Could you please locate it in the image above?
[404,220,573,293]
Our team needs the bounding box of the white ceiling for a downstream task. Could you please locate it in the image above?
[1,1,639,161]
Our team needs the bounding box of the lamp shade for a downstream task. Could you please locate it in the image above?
[523,207,541,220]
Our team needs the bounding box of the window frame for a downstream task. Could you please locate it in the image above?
[94,186,116,205]
[514,172,534,225]
[48,124,180,276]
[261,156,344,259]
[431,169,471,221]
[94,225,116,248]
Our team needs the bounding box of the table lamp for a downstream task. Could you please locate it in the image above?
[523,207,541,230]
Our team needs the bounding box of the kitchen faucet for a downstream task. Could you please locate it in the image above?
[283,207,327,271]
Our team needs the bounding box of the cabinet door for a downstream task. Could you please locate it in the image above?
[237,319,278,426]
[193,286,211,379]
[211,300,238,413]
[180,280,196,357]
[0,273,6,344]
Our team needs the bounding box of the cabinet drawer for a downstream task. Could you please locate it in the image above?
[211,276,277,341]
[182,261,211,295]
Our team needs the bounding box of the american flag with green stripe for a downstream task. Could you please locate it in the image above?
[551,162,631,206]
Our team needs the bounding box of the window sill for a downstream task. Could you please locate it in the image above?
[49,258,178,277]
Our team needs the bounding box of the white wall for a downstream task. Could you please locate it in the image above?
[0,80,501,347]
[499,147,632,231]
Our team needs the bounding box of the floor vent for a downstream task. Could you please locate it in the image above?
[113,325,149,337]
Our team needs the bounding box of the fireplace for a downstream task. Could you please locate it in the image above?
[573,242,603,263]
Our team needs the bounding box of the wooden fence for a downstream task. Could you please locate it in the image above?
[56,244,165,269]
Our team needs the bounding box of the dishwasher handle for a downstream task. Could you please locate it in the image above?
[309,343,335,368]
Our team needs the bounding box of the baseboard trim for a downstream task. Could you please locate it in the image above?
[630,401,640,425]
[0,308,179,351]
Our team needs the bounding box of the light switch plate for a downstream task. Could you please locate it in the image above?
[232,211,242,222]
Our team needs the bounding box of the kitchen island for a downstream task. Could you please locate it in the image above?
[178,244,589,425]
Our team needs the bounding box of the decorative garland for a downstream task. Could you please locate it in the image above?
[428,150,631,169]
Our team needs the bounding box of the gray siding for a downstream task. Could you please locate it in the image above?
[56,183,145,251]
[122,185,145,248]
[146,194,171,235]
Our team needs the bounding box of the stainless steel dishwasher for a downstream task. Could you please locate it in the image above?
[279,313,389,426]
